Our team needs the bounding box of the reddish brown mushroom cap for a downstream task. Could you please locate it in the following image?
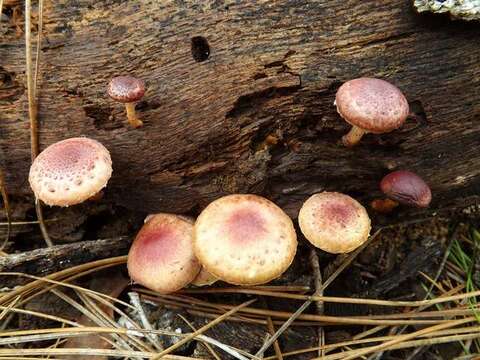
[127,214,201,294]
[193,194,297,285]
[335,78,409,134]
[108,76,145,103]
[380,170,432,208]
[28,137,112,207]
[298,192,371,254]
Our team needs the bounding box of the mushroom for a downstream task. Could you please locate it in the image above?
[298,192,371,254]
[370,198,399,214]
[127,213,201,294]
[193,194,297,286]
[108,76,145,128]
[191,267,218,287]
[335,78,409,147]
[28,137,112,207]
[380,170,432,208]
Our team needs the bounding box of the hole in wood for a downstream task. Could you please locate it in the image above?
[191,36,210,62]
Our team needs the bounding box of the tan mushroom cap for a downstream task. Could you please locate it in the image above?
[298,192,371,254]
[335,78,409,133]
[191,267,218,287]
[28,137,112,207]
[194,194,297,286]
[127,214,201,294]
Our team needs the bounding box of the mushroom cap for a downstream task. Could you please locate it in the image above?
[108,76,145,103]
[193,194,297,286]
[191,267,218,287]
[380,170,432,208]
[335,78,409,134]
[298,192,371,254]
[28,137,112,207]
[127,213,201,294]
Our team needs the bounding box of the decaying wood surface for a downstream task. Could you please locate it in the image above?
[0,237,129,285]
[1,0,479,223]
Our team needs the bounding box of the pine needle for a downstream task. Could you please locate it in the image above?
[254,228,382,357]
[341,317,476,360]
[25,0,52,247]
[0,168,11,252]
[177,315,222,360]
[151,299,256,359]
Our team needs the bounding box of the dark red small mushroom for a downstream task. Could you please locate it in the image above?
[380,170,432,208]
[108,76,145,128]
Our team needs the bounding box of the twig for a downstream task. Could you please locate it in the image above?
[0,0,4,30]
[0,218,59,226]
[258,334,271,359]
[0,237,131,287]
[261,299,283,360]
[128,292,163,351]
[25,0,52,247]
[309,249,325,358]
[254,228,383,356]
[0,169,11,251]
[33,0,43,95]
[151,299,256,360]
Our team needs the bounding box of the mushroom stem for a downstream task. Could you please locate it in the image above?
[125,102,143,128]
[342,125,366,147]
[370,198,399,213]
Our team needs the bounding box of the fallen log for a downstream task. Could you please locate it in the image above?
[0,0,479,223]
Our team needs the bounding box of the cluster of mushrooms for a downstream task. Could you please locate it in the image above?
[28,76,432,294]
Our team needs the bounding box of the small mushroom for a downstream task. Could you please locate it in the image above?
[370,198,399,214]
[127,213,201,294]
[298,192,371,254]
[335,78,409,147]
[28,137,112,207]
[193,194,297,285]
[380,170,432,208]
[108,76,145,128]
[191,267,218,287]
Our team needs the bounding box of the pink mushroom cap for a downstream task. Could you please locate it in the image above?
[335,78,409,133]
[194,194,298,285]
[298,192,371,254]
[28,137,112,207]
[127,214,201,294]
[108,76,145,103]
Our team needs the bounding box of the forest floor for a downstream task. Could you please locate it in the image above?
[1,205,479,360]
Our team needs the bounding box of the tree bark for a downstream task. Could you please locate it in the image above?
[1,0,479,222]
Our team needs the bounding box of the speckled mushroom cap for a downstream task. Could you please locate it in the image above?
[380,170,432,208]
[298,192,371,254]
[193,194,297,286]
[127,214,201,294]
[28,137,112,207]
[335,78,409,133]
[108,76,145,103]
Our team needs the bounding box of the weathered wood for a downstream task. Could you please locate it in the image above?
[0,236,130,286]
[1,0,479,222]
